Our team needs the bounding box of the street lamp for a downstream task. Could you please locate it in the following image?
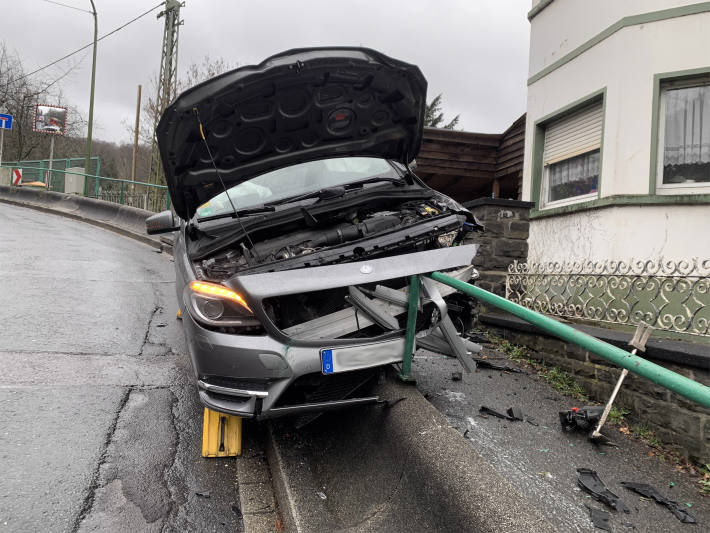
[84,0,97,180]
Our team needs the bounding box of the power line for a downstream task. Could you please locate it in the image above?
[41,0,94,14]
[10,2,165,84]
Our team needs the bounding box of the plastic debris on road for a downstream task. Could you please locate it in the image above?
[620,481,696,523]
[577,468,630,513]
[585,505,612,531]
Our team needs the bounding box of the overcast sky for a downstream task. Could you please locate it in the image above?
[3,0,531,145]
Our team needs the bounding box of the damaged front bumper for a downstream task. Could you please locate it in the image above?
[185,245,478,419]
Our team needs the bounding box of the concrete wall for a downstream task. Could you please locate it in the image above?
[523,1,710,263]
[528,1,700,76]
[528,204,710,262]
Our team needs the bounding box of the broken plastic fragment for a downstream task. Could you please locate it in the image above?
[479,406,511,420]
[195,491,211,498]
[560,406,604,431]
[620,482,696,523]
[473,358,525,373]
[316,491,327,500]
[585,505,612,531]
[507,407,524,421]
[577,468,630,513]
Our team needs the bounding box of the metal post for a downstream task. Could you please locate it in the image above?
[0,127,4,167]
[47,136,55,189]
[84,1,98,182]
[120,181,124,204]
[132,84,141,182]
[429,271,710,409]
[398,275,420,383]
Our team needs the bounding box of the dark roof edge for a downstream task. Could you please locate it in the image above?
[528,0,554,21]
[463,198,535,209]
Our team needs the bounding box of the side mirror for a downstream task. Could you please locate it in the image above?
[146,210,179,235]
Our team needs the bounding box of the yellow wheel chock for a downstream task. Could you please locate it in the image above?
[201,408,242,457]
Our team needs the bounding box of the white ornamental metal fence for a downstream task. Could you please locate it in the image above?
[505,258,710,337]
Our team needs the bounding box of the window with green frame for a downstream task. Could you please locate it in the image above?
[539,100,603,208]
[656,74,710,191]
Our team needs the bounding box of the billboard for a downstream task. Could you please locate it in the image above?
[33,104,67,135]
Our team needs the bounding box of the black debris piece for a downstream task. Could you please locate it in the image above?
[479,406,511,420]
[473,358,525,373]
[451,371,462,381]
[526,416,539,426]
[232,503,243,518]
[507,407,525,421]
[377,397,406,409]
[577,468,630,513]
[195,491,211,499]
[620,481,696,524]
[585,505,612,532]
[560,406,605,432]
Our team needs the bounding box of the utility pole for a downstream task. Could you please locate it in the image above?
[148,0,183,189]
[84,0,98,180]
[132,84,142,182]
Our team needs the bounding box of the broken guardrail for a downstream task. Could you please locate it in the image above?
[421,271,710,410]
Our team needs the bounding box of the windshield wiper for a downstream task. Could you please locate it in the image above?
[265,177,403,208]
[196,205,275,223]
[343,176,404,189]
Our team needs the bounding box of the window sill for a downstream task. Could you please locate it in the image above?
[530,193,710,219]
[657,184,710,195]
[539,192,597,210]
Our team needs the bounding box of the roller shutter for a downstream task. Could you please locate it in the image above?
[543,102,603,166]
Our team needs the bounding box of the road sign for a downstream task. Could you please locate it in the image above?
[12,168,22,186]
[0,113,12,130]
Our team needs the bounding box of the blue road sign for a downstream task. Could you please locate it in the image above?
[0,113,12,130]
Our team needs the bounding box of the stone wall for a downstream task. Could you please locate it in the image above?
[462,198,534,295]
[482,314,710,463]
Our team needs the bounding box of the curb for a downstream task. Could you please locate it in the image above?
[236,423,283,533]
[265,370,557,533]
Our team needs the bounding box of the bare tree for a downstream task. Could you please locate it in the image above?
[0,42,86,162]
[135,55,236,146]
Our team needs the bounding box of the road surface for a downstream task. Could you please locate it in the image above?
[0,203,242,532]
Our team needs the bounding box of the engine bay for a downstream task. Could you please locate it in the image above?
[193,195,474,281]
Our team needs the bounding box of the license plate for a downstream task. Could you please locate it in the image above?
[320,338,405,375]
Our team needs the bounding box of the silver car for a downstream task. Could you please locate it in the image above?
[147,47,481,420]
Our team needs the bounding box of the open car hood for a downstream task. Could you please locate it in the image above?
[156,47,428,220]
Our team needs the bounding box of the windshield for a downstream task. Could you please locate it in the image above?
[196,157,399,219]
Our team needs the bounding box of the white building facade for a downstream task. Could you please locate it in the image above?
[523,0,710,263]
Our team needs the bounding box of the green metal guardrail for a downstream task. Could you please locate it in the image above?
[1,163,170,212]
[423,271,710,409]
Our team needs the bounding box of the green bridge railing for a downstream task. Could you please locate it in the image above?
[1,159,170,212]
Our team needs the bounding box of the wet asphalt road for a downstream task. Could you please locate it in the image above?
[0,203,242,532]
[413,346,710,532]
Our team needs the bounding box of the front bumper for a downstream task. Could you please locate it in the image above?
[183,245,478,419]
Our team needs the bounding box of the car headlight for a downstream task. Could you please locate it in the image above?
[436,230,458,248]
[185,280,261,328]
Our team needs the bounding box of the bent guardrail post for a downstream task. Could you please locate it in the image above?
[398,274,420,383]
[429,271,710,409]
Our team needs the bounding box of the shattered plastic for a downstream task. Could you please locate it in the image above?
[577,468,630,513]
[621,481,697,524]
